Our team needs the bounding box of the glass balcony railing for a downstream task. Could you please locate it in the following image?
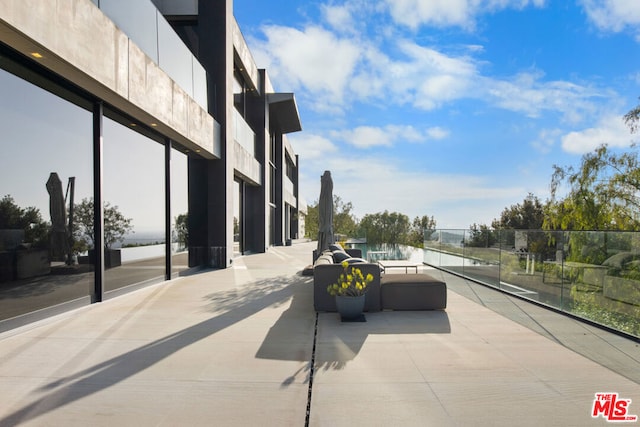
[425,229,640,339]
[96,0,208,109]
[233,109,256,157]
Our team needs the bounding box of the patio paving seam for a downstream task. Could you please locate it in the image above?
[305,312,318,427]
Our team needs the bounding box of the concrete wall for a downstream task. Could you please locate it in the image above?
[232,18,259,94]
[0,0,219,158]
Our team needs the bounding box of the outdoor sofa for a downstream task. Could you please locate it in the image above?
[312,244,382,312]
[311,243,447,313]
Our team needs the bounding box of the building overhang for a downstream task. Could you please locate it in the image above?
[267,93,302,134]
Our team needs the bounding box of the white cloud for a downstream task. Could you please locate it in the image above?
[426,126,450,139]
[336,126,393,148]
[531,128,562,154]
[252,22,605,120]
[484,71,603,121]
[382,0,546,30]
[289,133,338,160]
[298,154,526,227]
[580,0,640,34]
[331,124,450,148]
[258,25,361,105]
[561,115,633,154]
[321,4,355,32]
[385,41,480,110]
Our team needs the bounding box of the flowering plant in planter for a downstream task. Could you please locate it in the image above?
[327,260,375,297]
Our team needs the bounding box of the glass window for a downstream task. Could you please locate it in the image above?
[0,65,92,321]
[233,71,245,117]
[103,113,165,292]
[171,146,189,276]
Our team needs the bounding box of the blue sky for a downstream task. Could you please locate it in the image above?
[234,0,640,228]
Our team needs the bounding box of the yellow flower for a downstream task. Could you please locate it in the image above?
[341,260,349,268]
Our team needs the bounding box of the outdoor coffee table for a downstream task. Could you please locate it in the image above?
[377,260,419,274]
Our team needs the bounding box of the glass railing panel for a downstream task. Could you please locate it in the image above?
[233,110,255,156]
[192,58,208,109]
[564,231,640,337]
[100,0,159,63]
[157,16,194,99]
[462,228,500,287]
[425,228,639,339]
[434,229,466,276]
[499,230,565,307]
[284,176,294,197]
[99,0,208,110]
[423,229,442,266]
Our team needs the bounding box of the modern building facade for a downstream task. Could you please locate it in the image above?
[0,0,303,331]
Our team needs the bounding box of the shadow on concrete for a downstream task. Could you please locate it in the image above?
[0,272,307,426]
[256,277,451,380]
[313,310,451,372]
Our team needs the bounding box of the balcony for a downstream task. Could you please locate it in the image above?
[233,109,261,185]
[97,0,208,109]
[284,176,296,206]
[0,241,637,425]
[233,109,256,156]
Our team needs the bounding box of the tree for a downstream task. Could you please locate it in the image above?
[174,213,188,250]
[358,211,411,246]
[304,195,358,240]
[544,145,640,231]
[466,223,498,247]
[333,195,358,238]
[74,198,133,249]
[0,195,48,247]
[623,97,640,134]
[492,193,545,230]
[304,201,319,240]
[407,215,437,248]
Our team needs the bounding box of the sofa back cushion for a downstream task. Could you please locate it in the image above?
[315,253,334,265]
[332,250,351,262]
[329,243,344,252]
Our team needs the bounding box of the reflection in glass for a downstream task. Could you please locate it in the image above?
[0,67,92,321]
[103,115,165,292]
[425,229,639,338]
[171,147,189,276]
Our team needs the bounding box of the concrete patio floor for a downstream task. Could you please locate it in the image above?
[0,241,638,426]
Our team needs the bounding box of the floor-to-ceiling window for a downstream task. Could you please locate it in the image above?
[0,45,204,329]
[233,178,243,255]
[0,59,93,321]
[102,112,166,293]
[171,147,189,276]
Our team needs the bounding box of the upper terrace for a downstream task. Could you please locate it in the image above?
[0,241,637,426]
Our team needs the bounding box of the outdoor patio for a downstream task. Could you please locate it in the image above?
[0,241,638,426]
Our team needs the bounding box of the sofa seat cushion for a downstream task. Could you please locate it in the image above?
[380,273,446,310]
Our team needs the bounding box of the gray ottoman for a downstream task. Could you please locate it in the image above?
[380,273,447,310]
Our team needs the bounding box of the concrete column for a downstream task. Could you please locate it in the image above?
[185,0,234,267]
